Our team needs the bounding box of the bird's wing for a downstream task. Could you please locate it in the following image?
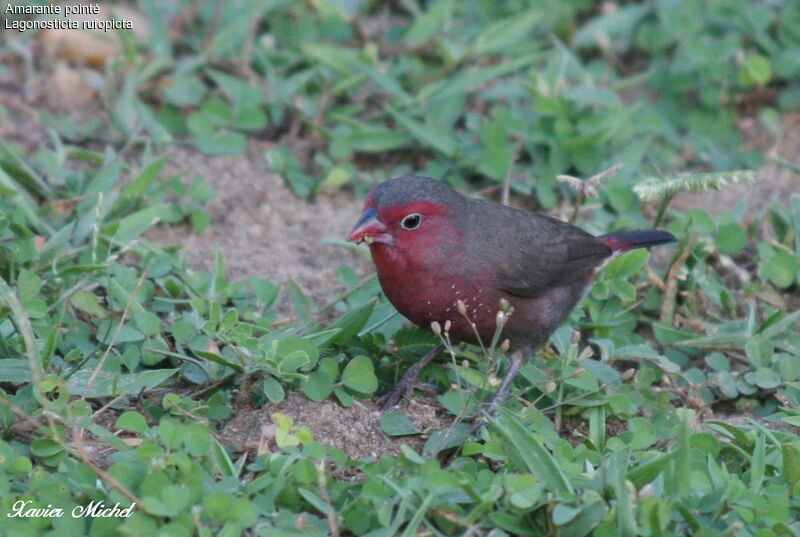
[473,208,612,298]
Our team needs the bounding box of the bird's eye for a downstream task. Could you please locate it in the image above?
[401,213,422,230]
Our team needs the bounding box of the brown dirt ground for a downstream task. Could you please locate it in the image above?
[145,143,369,310]
[218,391,449,464]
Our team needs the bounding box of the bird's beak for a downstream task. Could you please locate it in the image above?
[347,207,393,245]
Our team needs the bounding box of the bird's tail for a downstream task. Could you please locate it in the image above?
[599,230,677,252]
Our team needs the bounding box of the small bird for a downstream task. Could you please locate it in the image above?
[347,176,675,411]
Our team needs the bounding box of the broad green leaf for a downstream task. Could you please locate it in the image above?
[193,128,248,156]
[86,157,124,195]
[116,411,148,433]
[164,73,207,106]
[233,106,268,131]
[133,311,161,337]
[760,251,800,288]
[609,279,636,302]
[277,337,319,371]
[263,376,285,403]
[752,367,781,389]
[716,222,746,254]
[379,412,419,436]
[739,53,772,87]
[301,369,334,402]
[745,337,773,366]
[16,269,42,302]
[95,319,145,344]
[705,352,730,371]
[211,436,239,478]
[553,503,582,525]
[207,70,267,109]
[0,162,50,233]
[0,359,32,383]
[506,474,541,509]
[31,438,63,458]
[439,389,480,416]
[603,249,649,279]
[341,355,378,394]
[558,499,607,537]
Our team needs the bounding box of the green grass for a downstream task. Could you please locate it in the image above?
[1,1,800,535]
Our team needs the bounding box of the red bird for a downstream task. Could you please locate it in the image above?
[347,176,675,410]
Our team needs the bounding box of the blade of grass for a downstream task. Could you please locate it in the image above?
[589,406,606,451]
[0,165,52,234]
[399,493,434,537]
[0,277,45,403]
[387,105,458,157]
[489,408,574,497]
[749,434,765,490]
[669,410,692,498]
[611,450,637,537]
[627,451,674,489]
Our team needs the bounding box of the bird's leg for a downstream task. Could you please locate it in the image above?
[485,348,527,414]
[377,343,446,411]
[465,350,529,435]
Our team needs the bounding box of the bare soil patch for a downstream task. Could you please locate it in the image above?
[147,143,369,310]
[218,391,451,464]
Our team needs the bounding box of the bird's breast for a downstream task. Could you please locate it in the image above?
[369,241,501,344]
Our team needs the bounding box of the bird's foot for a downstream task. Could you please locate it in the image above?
[463,384,513,434]
[375,343,445,411]
[485,384,511,413]
[376,380,437,411]
[466,350,524,431]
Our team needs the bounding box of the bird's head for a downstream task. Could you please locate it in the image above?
[347,176,463,251]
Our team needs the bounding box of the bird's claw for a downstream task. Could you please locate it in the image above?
[376,383,408,411]
[376,381,437,411]
[375,343,445,412]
